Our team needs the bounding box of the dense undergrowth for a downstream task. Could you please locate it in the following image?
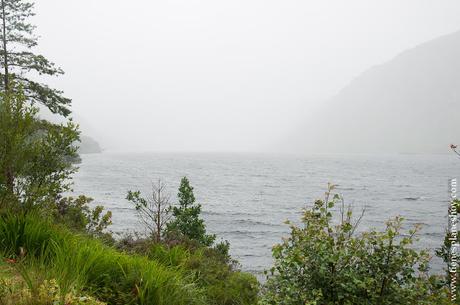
[0,212,258,305]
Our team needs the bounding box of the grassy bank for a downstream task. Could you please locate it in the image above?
[0,212,257,305]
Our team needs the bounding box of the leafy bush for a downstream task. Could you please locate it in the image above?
[53,195,113,242]
[260,184,450,305]
[115,232,155,255]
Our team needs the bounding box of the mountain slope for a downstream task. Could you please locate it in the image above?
[291,30,460,154]
[78,135,102,154]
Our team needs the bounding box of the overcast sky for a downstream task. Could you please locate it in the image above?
[33,1,460,152]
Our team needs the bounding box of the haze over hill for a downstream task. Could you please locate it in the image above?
[283,30,460,154]
[33,0,460,153]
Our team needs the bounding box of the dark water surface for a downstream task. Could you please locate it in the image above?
[72,153,459,276]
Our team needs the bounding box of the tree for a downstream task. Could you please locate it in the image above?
[260,184,449,305]
[126,179,173,242]
[0,0,71,116]
[0,86,79,211]
[167,177,215,247]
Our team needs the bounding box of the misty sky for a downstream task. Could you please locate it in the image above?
[33,1,460,152]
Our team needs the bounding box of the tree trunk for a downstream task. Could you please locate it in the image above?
[156,187,162,242]
[1,0,8,91]
[5,166,13,192]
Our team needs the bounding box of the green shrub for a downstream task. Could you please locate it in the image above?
[53,195,113,242]
[260,184,450,305]
[115,233,154,255]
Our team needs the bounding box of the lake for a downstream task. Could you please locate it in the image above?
[72,152,459,277]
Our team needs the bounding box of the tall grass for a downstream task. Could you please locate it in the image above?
[0,213,205,305]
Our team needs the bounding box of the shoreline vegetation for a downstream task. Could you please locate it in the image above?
[0,0,459,304]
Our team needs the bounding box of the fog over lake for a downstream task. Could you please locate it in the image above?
[33,0,460,153]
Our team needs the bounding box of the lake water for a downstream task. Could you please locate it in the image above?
[72,152,459,277]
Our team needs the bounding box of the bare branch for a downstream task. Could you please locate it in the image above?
[126,179,173,242]
[451,144,460,157]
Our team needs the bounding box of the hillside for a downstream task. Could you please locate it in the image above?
[79,135,102,154]
[289,30,460,154]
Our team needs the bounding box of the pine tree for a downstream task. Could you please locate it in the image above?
[167,177,215,246]
[0,0,71,116]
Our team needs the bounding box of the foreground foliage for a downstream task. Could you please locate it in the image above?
[260,184,450,305]
[0,212,206,305]
[0,88,79,212]
[139,242,258,305]
[124,177,259,304]
[53,195,113,241]
[0,275,106,305]
[0,211,258,305]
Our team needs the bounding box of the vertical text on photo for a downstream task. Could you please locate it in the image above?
[449,178,458,302]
